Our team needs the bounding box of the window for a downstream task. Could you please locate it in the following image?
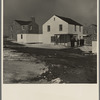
[30,26,32,30]
[21,34,23,39]
[54,17,55,21]
[59,24,63,31]
[47,25,50,32]
[51,36,55,42]
[22,26,25,30]
[75,25,76,31]
[79,26,81,32]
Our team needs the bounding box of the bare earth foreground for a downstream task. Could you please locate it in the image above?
[3,40,97,83]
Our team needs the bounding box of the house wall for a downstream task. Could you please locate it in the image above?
[42,33,54,44]
[88,25,97,35]
[10,21,29,40]
[42,15,83,44]
[17,34,27,43]
[17,34,42,43]
[43,15,68,35]
[28,22,39,33]
[68,24,83,39]
[10,19,39,41]
[10,21,22,40]
[92,41,97,54]
[28,17,39,33]
[42,15,68,44]
[83,25,97,45]
[88,25,97,43]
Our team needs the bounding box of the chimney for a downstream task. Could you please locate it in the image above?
[31,16,35,22]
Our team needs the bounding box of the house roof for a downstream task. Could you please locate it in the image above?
[15,20,32,25]
[56,15,83,26]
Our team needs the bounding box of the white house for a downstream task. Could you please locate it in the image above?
[42,15,83,46]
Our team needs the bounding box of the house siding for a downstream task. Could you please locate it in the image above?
[10,21,22,41]
[43,15,68,35]
[42,15,83,44]
[28,22,39,33]
[17,34,43,43]
[42,15,69,44]
[68,24,83,38]
[83,24,97,45]
[92,41,97,54]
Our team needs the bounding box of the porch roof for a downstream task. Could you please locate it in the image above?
[54,33,78,35]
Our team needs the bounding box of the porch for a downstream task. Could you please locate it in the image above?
[51,34,78,46]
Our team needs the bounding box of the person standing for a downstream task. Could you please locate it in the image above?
[71,37,74,47]
[80,36,83,46]
[82,39,84,46]
[76,38,80,47]
[80,39,82,46]
[80,38,84,46]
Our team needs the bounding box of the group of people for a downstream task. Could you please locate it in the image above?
[71,37,84,47]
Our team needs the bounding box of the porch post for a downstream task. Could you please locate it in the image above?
[54,34,56,45]
[59,35,61,44]
[64,34,65,45]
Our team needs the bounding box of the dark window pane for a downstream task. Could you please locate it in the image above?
[21,34,23,39]
[51,36,55,42]
[59,24,62,31]
[47,25,50,32]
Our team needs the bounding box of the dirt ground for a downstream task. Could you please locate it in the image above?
[3,40,97,83]
[4,48,48,83]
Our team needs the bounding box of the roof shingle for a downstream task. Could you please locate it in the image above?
[15,20,31,25]
[56,15,83,26]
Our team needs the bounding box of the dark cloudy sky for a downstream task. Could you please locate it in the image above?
[4,0,97,35]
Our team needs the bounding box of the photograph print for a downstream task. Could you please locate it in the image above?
[3,0,97,84]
